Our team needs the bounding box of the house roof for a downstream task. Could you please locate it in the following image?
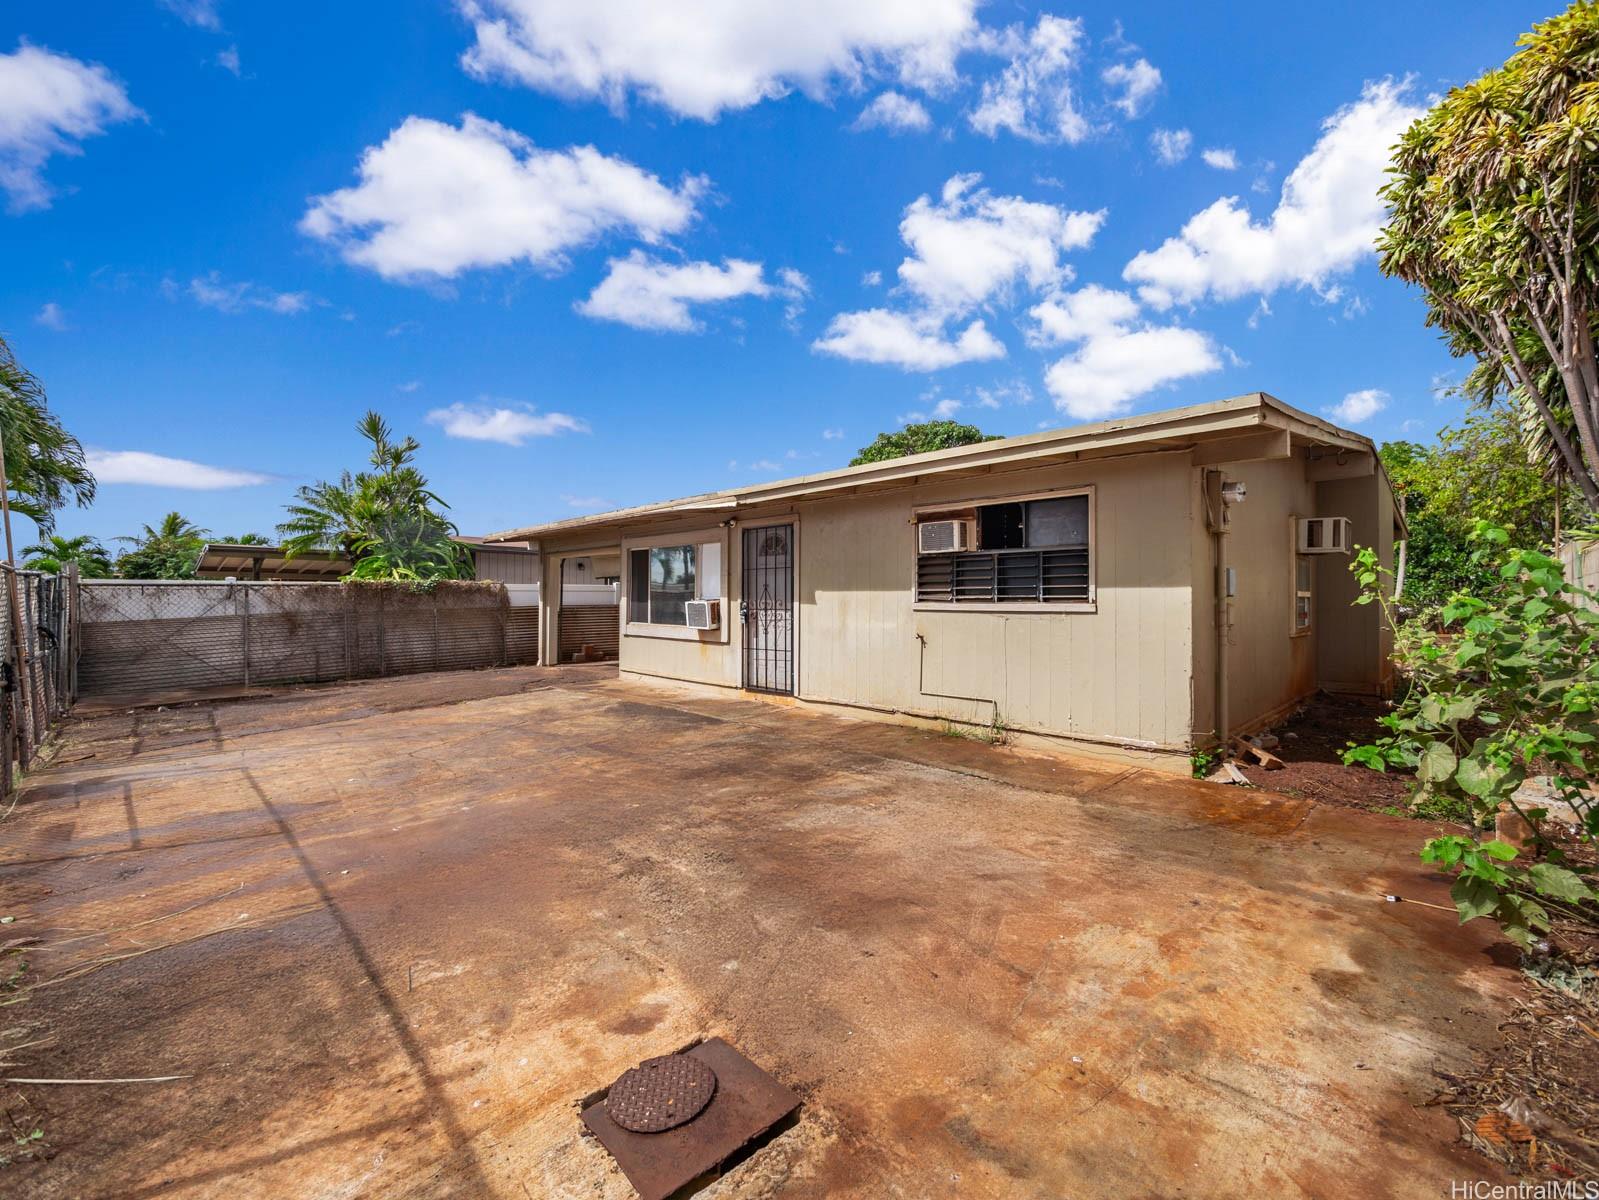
[484,392,1384,545]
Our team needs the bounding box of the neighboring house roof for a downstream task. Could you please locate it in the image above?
[194,544,351,580]
[194,537,539,580]
[485,392,1390,545]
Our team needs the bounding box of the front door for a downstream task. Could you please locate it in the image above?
[741,523,794,694]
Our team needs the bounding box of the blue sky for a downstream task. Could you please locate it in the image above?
[1,0,1556,547]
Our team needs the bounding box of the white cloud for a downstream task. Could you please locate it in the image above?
[562,493,612,510]
[189,272,312,315]
[1150,126,1190,166]
[729,457,784,474]
[301,114,704,281]
[398,380,422,393]
[1327,387,1387,425]
[1030,285,1222,420]
[1124,79,1425,309]
[1027,283,1138,345]
[861,269,882,287]
[426,401,589,445]
[969,15,1090,144]
[1102,57,1160,118]
[87,450,270,489]
[822,427,844,439]
[853,90,932,133]
[973,379,1033,408]
[899,390,968,422]
[34,301,67,330]
[814,174,1102,372]
[775,267,810,329]
[0,43,141,213]
[896,173,1105,317]
[216,46,241,76]
[578,252,774,332]
[1201,146,1238,170]
[159,0,223,29]
[812,310,1004,370]
[458,0,977,120]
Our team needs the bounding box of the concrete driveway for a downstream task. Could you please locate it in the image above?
[0,665,1510,1199]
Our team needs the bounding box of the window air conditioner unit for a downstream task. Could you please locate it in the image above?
[918,519,974,555]
[1298,516,1352,555]
[685,598,721,630]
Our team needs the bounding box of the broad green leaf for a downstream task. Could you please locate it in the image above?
[1418,742,1458,783]
[1455,755,1510,798]
[1451,875,1500,923]
[1526,863,1596,904]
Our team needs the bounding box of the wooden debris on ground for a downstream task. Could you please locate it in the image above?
[1428,962,1599,1181]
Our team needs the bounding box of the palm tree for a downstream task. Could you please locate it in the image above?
[132,512,208,545]
[279,411,471,581]
[21,533,112,577]
[0,335,95,532]
[113,511,211,579]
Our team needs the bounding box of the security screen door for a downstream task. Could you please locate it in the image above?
[740,523,794,694]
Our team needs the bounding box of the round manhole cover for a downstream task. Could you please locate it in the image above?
[605,1053,718,1133]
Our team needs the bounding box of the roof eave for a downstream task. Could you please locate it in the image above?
[485,393,1379,543]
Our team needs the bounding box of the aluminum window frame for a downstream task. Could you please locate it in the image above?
[911,484,1096,614]
[1290,516,1314,637]
[620,526,730,643]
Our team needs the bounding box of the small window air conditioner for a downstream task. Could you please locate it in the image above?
[917,519,974,555]
[684,598,721,630]
[1297,516,1352,555]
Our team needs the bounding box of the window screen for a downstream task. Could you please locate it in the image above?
[1025,495,1089,548]
[699,541,722,600]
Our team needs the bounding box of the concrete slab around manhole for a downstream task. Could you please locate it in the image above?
[581,1038,800,1200]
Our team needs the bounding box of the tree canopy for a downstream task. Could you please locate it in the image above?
[1380,399,1583,613]
[114,512,210,579]
[1378,2,1599,508]
[849,420,1002,466]
[279,411,471,582]
[22,533,112,578]
[0,335,95,533]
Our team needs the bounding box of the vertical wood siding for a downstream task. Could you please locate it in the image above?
[1216,458,1318,730]
[796,456,1195,749]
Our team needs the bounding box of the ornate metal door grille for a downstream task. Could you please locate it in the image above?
[741,523,793,695]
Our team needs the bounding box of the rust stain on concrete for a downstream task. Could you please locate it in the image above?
[0,664,1512,1199]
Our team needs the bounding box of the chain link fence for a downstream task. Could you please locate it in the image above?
[0,563,78,799]
[78,580,539,701]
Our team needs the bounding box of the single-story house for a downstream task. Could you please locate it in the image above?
[483,393,1402,772]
